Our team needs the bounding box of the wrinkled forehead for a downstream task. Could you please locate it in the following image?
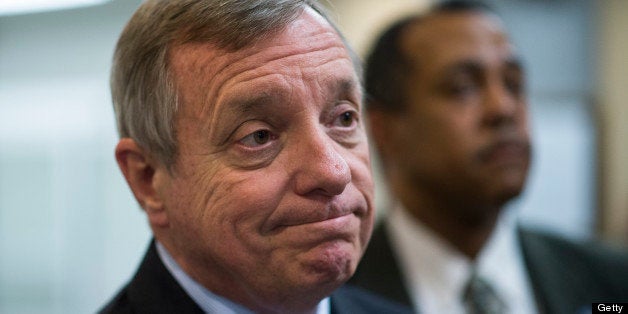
[401,11,515,70]
[168,7,357,116]
[169,6,345,66]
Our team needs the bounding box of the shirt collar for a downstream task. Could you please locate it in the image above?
[386,203,537,314]
[156,241,330,314]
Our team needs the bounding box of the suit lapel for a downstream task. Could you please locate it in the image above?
[126,240,204,313]
[349,223,413,307]
[330,285,414,314]
[518,228,591,314]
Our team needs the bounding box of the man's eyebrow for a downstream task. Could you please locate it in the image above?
[217,77,362,123]
[209,91,282,146]
[504,56,524,72]
[330,78,362,106]
[220,89,283,117]
[336,78,359,94]
[441,60,483,78]
[221,75,361,114]
[442,56,524,76]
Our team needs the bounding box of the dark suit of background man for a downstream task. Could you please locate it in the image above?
[98,0,412,313]
[348,1,628,313]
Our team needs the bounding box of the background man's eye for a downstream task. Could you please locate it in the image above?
[505,76,524,96]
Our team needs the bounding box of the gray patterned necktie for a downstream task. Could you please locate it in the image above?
[462,272,507,314]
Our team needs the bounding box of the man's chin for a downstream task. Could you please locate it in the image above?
[299,241,358,286]
[495,181,526,206]
[267,249,355,311]
[490,164,528,198]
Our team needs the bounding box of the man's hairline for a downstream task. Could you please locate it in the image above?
[370,9,506,113]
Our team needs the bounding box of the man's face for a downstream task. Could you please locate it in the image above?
[157,8,373,310]
[384,12,530,213]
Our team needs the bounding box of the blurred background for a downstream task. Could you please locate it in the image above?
[0,0,626,313]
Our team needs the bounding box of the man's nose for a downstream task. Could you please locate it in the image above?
[292,132,351,197]
[482,78,519,128]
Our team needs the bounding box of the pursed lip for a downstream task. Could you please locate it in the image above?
[261,197,367,235]
[268,213,362,248]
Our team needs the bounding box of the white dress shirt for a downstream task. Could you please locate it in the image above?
[156,242,331,314]
[386,204,538,314]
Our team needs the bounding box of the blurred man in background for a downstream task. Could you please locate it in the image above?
[100,0,412,313]
[349,1,628,313]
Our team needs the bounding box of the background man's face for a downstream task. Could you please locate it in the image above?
[389,12,531,212]
[155,8,374,308]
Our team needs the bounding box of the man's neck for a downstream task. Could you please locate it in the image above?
[396,186,502,259]
[418,209,499,259]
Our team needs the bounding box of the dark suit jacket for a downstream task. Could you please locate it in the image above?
[99,240,413,314]
[349,222,628,314]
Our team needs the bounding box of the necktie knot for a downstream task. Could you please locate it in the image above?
[462,272,507,314]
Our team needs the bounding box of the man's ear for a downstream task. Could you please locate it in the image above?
[115,138,169,228]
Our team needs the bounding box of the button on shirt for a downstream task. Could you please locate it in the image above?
[386,204,538,314]
[156,242,331,314]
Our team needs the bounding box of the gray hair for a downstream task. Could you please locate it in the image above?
[111,0,359,168]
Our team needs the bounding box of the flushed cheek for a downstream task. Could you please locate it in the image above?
[166,163,281,257]
[203,173,286,249]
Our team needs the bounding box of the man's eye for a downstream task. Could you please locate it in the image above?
[336,111,357,127]
[239,130,275,147]
[443,73,479,98]
[446,80,478,97]
[504,75,524,97]
[451,83,476,94]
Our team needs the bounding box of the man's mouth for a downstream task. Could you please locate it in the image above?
[478,139,531,165]
[262,197,367,235]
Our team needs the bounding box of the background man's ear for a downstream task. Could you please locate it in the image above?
[115,138,169,228]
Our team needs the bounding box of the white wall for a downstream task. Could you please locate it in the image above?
[324,0,430,56]
[0,1,149,313]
